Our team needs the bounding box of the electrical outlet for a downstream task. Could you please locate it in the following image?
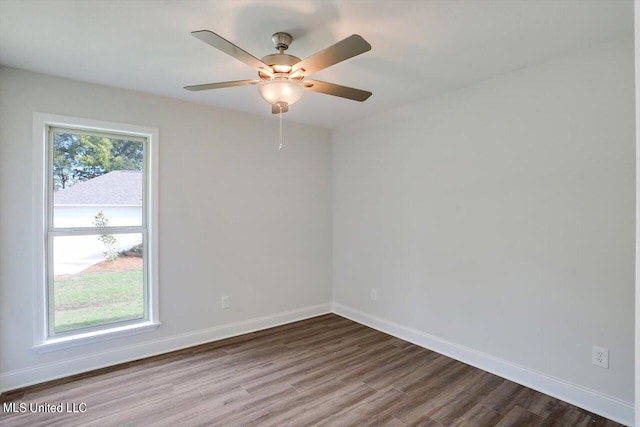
[592,346,609,369]
[221,295,230,309]
[370,289,377,301]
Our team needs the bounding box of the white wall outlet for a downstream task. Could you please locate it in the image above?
[592,345,609,369]
[370,289,377,301]
[221,295,230,309]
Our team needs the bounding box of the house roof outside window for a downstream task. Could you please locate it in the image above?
[53,170,142,206]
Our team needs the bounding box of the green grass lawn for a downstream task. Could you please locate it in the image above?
[54,268,143,333]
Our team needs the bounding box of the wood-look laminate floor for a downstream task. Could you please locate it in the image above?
[0,314,625,427]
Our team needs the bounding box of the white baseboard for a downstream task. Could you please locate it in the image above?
[332,302,635,427]
[0,303,331,394]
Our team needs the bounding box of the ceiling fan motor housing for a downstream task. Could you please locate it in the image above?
[258,53,302,79]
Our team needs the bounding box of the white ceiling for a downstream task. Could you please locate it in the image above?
[0,0,634,129]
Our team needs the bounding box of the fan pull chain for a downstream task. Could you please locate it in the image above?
[278,105,284,151]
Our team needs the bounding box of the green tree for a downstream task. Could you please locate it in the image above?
[53,132,143,189]
[53,133,84,190]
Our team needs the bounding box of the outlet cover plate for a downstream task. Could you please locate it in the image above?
[221,296,230,309]
[592,345,609,369]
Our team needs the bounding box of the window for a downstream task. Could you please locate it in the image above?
[33,114,159,351]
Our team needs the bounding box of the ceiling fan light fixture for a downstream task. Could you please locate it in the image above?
[258,79,304,107]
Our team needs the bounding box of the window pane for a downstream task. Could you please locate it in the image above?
[52,131,144,228]
[52,233,144,333]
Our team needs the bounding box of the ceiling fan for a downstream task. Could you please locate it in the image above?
[184,30,372,114]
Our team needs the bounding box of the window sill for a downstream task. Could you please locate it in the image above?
[33,321,161,354]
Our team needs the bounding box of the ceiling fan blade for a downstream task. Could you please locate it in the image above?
[302,80,372,102]
[184,80,260,91]
[191,30,273,73]
[272,104,289,114]
[292,35,371,76]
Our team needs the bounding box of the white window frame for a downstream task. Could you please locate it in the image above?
[32,113,160,353]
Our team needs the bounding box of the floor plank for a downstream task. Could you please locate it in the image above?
[0,314,626,426]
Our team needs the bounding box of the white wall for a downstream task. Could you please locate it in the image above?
[634,2,640,426]
[0,67,332,388]
[333,40,635,421]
